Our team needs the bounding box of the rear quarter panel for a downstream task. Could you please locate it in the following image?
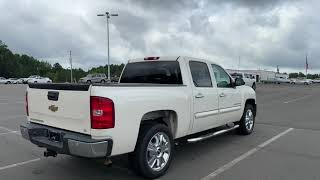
[90,86,192,156]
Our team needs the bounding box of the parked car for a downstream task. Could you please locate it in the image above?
[230,72,257,90]
[7,78,19,84]
[0,77,10,84]
[290,79,312,85]
[312,79,320,83]
[16,78,24,84]
[275,77,291,84]
[21,56,257,179]
[24,75,41,84]
[79,73,107,83]
[27,77,52,83]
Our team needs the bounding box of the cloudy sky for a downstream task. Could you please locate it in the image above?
[0,0,319,73]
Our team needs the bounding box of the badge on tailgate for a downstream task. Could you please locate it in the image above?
[48,105,58,112]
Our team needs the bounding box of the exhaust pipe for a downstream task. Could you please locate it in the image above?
[44,150,57,157]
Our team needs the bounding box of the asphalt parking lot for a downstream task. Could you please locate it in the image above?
[1,84,320,180]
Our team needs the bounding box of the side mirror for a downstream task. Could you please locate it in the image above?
[235,78,245,86]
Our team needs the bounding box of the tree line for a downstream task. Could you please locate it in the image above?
[288,72,320,79]
[2,40,320,82]
[0,40,124,82]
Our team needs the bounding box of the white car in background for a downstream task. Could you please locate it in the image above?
[8,78,20,84]
[275,77,291,84]
[230,72,257,90]
[0,77,9,84]
[312,79,320,83]
[290,79,312,85]
[28,77,52,83]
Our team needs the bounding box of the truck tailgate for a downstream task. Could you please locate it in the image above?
[27,84,91,135]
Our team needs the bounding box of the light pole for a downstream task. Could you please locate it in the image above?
[69,50,73,83]
[97,12,118,81]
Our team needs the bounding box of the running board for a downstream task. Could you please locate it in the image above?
[187,125,239,143]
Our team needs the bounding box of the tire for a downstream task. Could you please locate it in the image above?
[86,80,92,84]
[237,104,255,135]
[100,79,105,83]
[129,123,174,179]
[252,83,256,91]
[34,81,37,83]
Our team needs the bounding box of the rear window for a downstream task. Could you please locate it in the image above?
[120,61,183,84]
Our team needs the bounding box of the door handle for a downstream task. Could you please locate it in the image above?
[219,93,226,97]
[195,93,204,98]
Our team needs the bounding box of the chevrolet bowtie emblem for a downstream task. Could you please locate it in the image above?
[48,105,58,112]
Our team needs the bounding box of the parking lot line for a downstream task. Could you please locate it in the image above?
[0,126,20,135]
[0,126,15,132]
[283,95,312,104]
[0,131,18,136]
[201,128,294,180]
[0,158,41,171]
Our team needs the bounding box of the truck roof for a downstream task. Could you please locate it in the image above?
[128,56,180,63]
[128,56,223,68]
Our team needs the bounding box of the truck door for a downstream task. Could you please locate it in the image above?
[211,64,242,124]
[189,61,220,133]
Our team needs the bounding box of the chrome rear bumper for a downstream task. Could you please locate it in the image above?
[20,123,113,158]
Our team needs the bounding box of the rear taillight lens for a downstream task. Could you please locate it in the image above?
[90,96,115,129]
[26,91,29,116]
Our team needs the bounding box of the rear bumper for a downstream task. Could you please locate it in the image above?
[20,123,113,158]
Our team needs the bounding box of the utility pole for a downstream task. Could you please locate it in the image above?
[69,50,73,83]
[97,12,118,81]
[238,56,240,73]
[305,54,308,79]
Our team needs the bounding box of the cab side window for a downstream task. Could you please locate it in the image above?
[189,61,212,87]
[211,64,232,88]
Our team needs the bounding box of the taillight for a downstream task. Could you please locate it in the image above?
[90,96,115,129]
[26,91,29,116]
[144,57,160,60]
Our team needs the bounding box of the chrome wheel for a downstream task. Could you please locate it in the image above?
[245,109,254,131]
[146,132,171,172]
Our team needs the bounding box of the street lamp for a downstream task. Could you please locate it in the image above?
[97,12,118,81]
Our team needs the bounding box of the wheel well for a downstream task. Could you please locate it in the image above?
[140,110,178,138]
[245,99,256,116]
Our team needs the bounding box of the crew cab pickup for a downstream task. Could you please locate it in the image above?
[230,72,257,90]
[21,56,257,179]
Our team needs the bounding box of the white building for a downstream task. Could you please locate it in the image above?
[226,69,289,82]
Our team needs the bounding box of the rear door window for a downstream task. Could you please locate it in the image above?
[189,61,212,87]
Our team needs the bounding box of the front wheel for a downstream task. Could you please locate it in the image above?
[129,123,174,179]
[237,104,255,135]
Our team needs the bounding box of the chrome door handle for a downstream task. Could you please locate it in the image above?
[219,93,226,97]
[195,93,204,98]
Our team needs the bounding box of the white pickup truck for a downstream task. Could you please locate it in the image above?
[230,72,257,90]
[21,56,257,179]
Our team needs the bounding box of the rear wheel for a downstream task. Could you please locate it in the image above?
[100,79,105,83]
[129,123,174,179]
[237,104,255,135]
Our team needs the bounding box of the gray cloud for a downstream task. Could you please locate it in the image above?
[0,0,319,72]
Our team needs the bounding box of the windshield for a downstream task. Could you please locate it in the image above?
[120,61,183,84]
